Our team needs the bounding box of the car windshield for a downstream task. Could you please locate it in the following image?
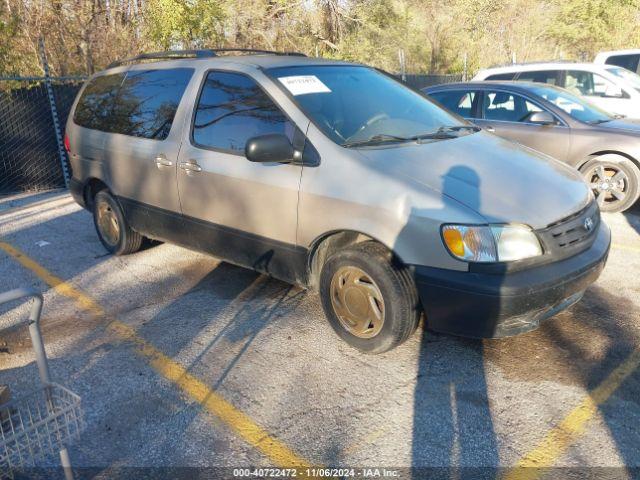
[266,65,470,146]
[528,84,614,124]
[606,66,640,92]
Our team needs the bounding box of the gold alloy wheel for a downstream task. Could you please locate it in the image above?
[330,265,385,339]
[96,199,120,246]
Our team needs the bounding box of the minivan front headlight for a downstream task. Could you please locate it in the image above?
[441,224,542,262]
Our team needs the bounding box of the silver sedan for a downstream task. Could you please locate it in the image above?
[425,81,640,212]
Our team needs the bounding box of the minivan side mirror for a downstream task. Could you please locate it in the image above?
[245,134,295,163]
[528,111,556,125]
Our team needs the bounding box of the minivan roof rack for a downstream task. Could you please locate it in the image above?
[107,48,307,68]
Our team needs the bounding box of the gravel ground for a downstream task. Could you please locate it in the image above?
[0,191,638,478]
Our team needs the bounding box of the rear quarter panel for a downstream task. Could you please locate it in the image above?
[568,129,640,168]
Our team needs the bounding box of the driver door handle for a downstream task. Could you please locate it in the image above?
[484,125,495,132]
[179,161,202,173]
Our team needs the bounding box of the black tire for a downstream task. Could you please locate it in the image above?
[319,241,421,354]
[579,156,640,213]
[92,190,143,255]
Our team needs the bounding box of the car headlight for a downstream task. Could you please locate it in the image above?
[441,224,542,262]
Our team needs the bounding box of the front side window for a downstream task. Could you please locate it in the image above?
[516,70,559,85]
[528,85,613,124]
[606,66,640,92]
[266,65,467,146]
[429,90,477,118]
[192,71,294,152]
[481,91,547,123]
[564,70,627,98]
[74,73,125,131]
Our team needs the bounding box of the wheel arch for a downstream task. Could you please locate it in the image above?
[83,177,110,210]
[305,229,406,289]
[576,150,640,171]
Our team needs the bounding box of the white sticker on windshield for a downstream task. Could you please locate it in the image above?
[278,75,331,95]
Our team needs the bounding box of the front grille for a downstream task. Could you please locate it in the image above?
[537,201,600,259]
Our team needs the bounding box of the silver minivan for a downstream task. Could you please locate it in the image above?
[66,50,610,353]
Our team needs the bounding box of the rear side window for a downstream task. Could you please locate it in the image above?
[564,70,627,98]
[73,73,124,131]
[429,90,477,118]
[605,54,640,73]
[192,71,294,153]
[485,72,516,80]
[74,68,193,140]
[516,70,559,85]
[481,91,546,123]
[109,69,193,139]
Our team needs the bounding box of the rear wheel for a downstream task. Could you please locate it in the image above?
[93,190,143,255]
[580,156,640,213]
[319,241,421,354]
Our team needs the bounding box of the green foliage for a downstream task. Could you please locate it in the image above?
[144,0,226,49]
[0,11,39,76]
[0,13,22,75]
[550,0,640,60]
[336,0,406,71]
[4,0,640,76]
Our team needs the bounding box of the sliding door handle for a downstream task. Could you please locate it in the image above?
[155,155,173,168]
[179,161,202,173]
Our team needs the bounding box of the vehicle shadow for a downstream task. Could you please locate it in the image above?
[394,166,501,477]
[0,258,300,474]
[412,332,498,476]
[99,262,307,471]
[483,285,640,473]
[622,202,640,236]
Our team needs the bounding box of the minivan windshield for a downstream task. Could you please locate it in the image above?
[606,66,640,92]
[266,65,471,146]
[528,84,614,124]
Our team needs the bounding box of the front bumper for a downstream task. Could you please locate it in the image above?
[413,222,611,338]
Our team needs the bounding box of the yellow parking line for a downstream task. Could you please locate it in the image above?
[0,242,105,316]
[612,243,640,254]
[503,348,640,480]
[0,241,311,469]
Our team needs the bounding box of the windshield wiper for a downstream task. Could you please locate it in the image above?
[342,125,479,147]
[342,133,411,148]
[408,125,479,141]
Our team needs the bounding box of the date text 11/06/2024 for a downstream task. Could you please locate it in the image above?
[232,468,400,477]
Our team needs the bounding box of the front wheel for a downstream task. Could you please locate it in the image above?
[580,156,640,213]
[319,241,421,354]
[93,190,143,255]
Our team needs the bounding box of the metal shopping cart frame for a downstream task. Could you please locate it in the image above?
[0,288,83,480]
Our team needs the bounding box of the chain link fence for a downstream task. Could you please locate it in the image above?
[0,72,461,196]
[0,76,85,196]
[400,74,463,90]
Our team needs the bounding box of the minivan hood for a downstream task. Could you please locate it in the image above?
[356,132,590,230]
